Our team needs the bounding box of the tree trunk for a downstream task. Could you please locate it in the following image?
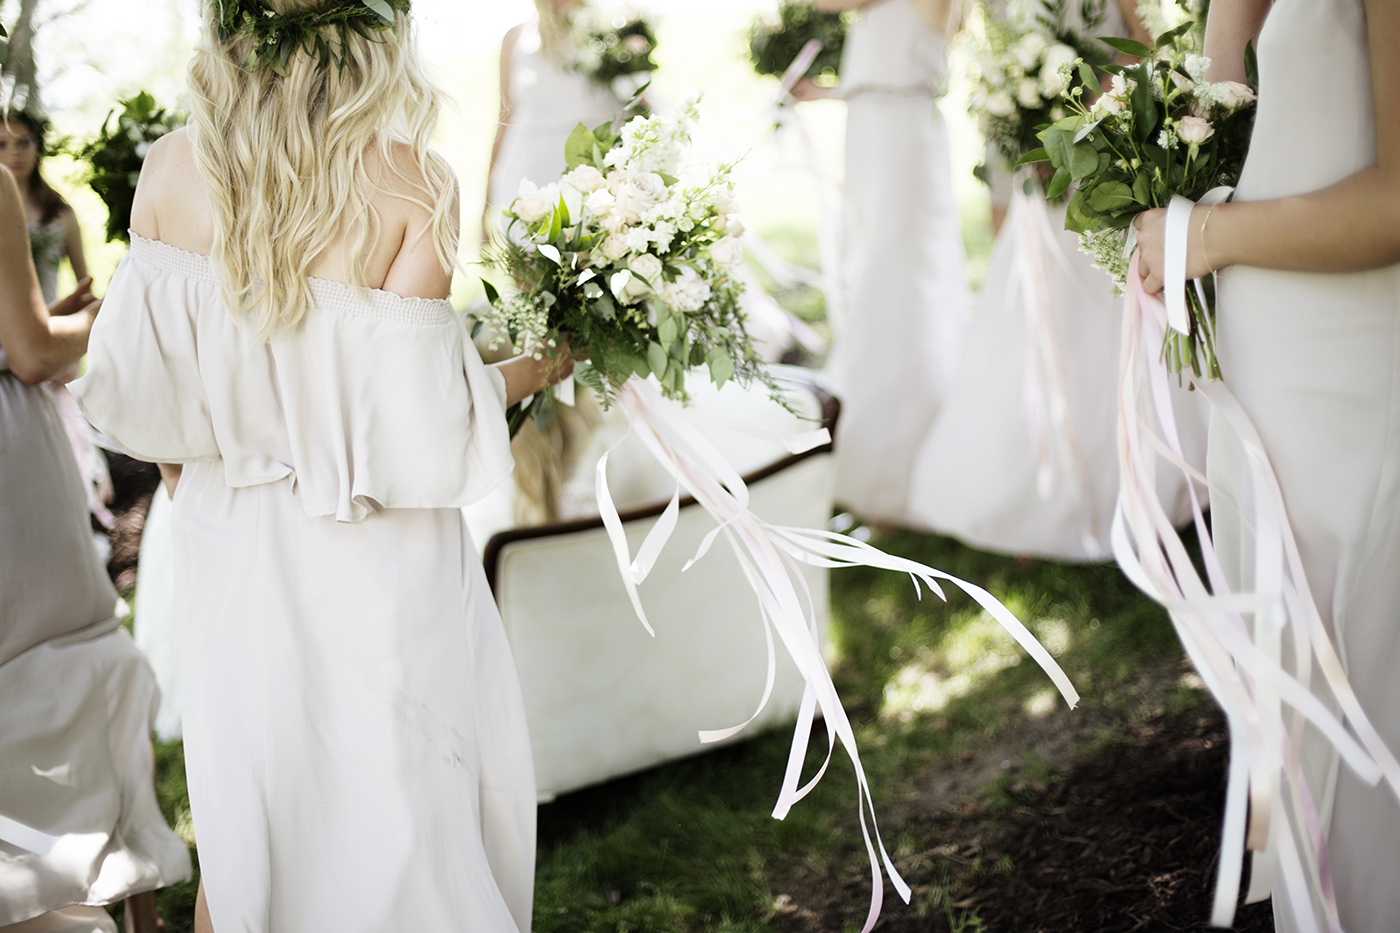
[3,0,43,113]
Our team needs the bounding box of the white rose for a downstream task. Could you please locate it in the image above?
[629,252,664,288]
[726,215,746,238]
[608,171,668,223]
[708,236,743,267]
[514,195,552,224]
[987,90,1017,117]
[711,187,739,215]
[585,188,616,216]
[1177,115,1215,145]
[1092,92,1125,118]
[1170,71,1193,93]
[599,232,629,262]
[565,165,605,193]
[1015,33,1048,70]
[1016,77,1043,110]
[560,184,583,222]
[609,269,650,304]
[1107,73,1135,100]
[661,265,712,312]
[1216,81,1256,110]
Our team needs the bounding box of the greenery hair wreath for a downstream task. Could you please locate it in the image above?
[214,0,412,75]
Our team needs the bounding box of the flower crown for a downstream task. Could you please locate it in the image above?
[214,0,411,74]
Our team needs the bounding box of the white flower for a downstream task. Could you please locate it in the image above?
[1107,73,1135,100]
[711,187,739,215]
[560,184,583,222]
[1177,115,1215,145]
[585,188,616,216]
[513,179,554,224]
[1184,54,1210,82]
[1038,44,1078,97]
[1016,77,1043,110]
[1157,124,1180,150]
[1015,33,1048,71]
[619,227,649,253]
[660,265,711,312]
[1216,81,1256,110]
[566,164,606,193]
[1092,92,1126,118]
[708,236,743,267]
[629,252,664,288]
[648,220,678,251]
[726,215,746,238]
[608,171,668,224]
[1170,71,1193,93]
[609,269,650,304]
[599,232,629,261]
[987,90,1017,117]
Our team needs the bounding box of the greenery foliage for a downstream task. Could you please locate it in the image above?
[569,8,658,92]
[73,92,184,243]
[1022,19,1257,378]
[747,1,850,83]
[213,0,410,74]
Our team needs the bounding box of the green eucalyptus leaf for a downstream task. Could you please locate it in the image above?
[1072,120,1102,145]
[1087,180,1136,213]
[564,122,598,170]
[1065,187,1095,233]
[658,314,679,347]
[1016,147,1050,167]
[1131,62,1158,143]
[1132,172,1151,205]
[646,342,669,380]
[1077,61,1101,96]
[1244,40,1259,93]
[362,0,397,25]
[705,347,734,388]
[480,278,501,305]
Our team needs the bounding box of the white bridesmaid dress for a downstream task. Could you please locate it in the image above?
[0,348,190,926]
[489,16,621,216]
[72,236,536,933]
[1209,0,1400,928]
[829,0,971,523]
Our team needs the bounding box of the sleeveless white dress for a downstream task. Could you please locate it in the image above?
[0,347,190,926]
[1210,0,1400,928]
[488,17,621,215]
[830,0,971,523]
[71,236,536,933]
[904,5,1210,560]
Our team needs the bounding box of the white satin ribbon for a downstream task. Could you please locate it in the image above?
[0,812,60,855]
[595,378,1078,932]
[1163,187,1234,336]
[1115,250,1400,930]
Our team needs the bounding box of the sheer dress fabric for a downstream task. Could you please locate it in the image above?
[0,348,190,924]
[829,0,971,523]
[1209,0,1400,928]
[70,236,536,933]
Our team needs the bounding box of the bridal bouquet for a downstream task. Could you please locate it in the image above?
[74,92,185,243]
[969,0,1113,178]
[1021,23,1256,377]
[569,4,658,101]
[747,1,849,86]
[481,101,776,434]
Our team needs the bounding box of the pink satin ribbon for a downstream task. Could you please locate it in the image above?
[1115,252,1400,931]
[595,377,1079,932]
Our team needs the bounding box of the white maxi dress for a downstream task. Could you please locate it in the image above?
[0,347,190,929]
[830,0,971,523]
[488,17,620,218]
[71,236,536,933]
[1209,0,1400,928]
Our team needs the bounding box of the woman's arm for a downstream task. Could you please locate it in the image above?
[1201,0,1271,84]
[0,168,98,384]
[1135,0,1400,293]
[482,25,522,245]
[494,348,577,408]
[61,206,88,282]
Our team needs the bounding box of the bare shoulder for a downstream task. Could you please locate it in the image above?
[131,128,213,249]
[370,141,459,300]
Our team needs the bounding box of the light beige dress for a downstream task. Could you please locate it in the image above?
[72,236,536,933]
[1210,0,1400,927]
[0,346,190,926]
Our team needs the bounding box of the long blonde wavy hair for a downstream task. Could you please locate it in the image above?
[188,0,458,335]
[534,0,579,65]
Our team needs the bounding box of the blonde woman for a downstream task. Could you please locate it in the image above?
[71,2,572,931]
[485,0,622,237]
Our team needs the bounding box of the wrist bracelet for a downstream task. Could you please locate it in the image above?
[1200,203,1219,275]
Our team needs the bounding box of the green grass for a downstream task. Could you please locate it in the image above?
[136,526,1189,932]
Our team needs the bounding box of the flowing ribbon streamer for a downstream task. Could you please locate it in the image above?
[0,813,60,856]
[1006,183,1107,557]
[594,378,1079,932]
[1115,228,1400,929]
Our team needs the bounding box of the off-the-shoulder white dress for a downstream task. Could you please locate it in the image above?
[71,236,536,933]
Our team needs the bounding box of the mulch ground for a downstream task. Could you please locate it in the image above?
[776,703,1276,933]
